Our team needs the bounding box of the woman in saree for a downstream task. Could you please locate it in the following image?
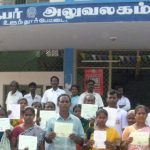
[84,108,121,150]
[11,106,45,150]
[122,105,150,150]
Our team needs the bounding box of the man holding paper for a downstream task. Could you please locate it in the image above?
[81,94,98,120]
[45,94,85,150]
[104,89,128,136]
[78,80,104,107]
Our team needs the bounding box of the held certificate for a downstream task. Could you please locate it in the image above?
[7,104,20,119]
[18,135,37,150]
[146,113,150,126]
[54,122,73,137]
[93,130,106,149]
[0,118,10,131]
[130,131,150,146]
[81,104,98,119]
[40,110,56,126]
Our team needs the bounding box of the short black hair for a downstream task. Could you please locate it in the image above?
[23,106,35,116]
[50,76,59,82]
[45,101,56,109]
[10,80,19,88]
[57,94,71,103]
[70,84,80,92]
[18,98,28,104]
[32,101,42,107]
[73,104,81,112]
[28,82,37,87]
[96,108,108,117]
[107,89,117,95]
[86,79,95,85]
[135,105,149,114]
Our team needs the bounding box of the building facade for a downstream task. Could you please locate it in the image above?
[0,0,150,107]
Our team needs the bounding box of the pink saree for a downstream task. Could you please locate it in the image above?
[128,126,150,150]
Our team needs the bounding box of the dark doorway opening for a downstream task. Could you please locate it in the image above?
[112,69,150,109]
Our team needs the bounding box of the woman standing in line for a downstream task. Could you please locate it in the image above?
[122,105,150,150]
[11,106,45,150]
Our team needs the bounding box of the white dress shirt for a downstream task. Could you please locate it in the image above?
[5,90,23,105]
[78,92,104,107]
[104,107,128,136]
[24,93,42,106]
[117,96,131,111]
[41,88,65,106]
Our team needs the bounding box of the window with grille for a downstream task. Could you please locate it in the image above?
[0,0,15,5]
[15,0,26,4]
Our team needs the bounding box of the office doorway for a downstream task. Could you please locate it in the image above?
[112,69,150,108]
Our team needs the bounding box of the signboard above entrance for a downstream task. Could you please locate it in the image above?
[0,1,150,26]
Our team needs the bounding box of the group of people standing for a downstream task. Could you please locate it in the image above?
[0,75,149,150]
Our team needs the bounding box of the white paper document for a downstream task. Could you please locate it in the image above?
[0,118,10,131]
[81,104,98,119]
[18,135,37,150]
[130,131,150,146]
[7,104,20,119]
[145,113,150,126]
[93,130,106,149]
[40,110,56,127]
[33,109,38,122]
[54,122,73,137]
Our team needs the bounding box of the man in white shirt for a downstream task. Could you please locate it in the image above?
[24,82,42,106]
[78,80,104,107]
[5,80,23,105]
[116,86,131,111]
[41,76,65,109]
[104,89,128,136]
